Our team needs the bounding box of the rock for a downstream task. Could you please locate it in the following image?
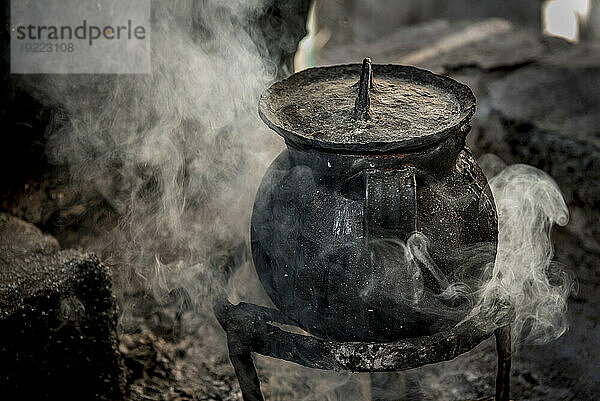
[475,44,600,250]
[319,18,566,74]
[315,0,544,49]
[0,213,125,400]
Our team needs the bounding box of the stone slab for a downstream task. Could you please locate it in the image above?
[0,213,125,400]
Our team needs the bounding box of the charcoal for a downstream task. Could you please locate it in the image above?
[0,213,125,400]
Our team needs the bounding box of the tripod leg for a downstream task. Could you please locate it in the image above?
[228,340,265,401]
[494,325,511,401]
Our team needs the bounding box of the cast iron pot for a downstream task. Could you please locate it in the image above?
[251,59,498,342]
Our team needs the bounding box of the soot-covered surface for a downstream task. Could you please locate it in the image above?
[0,213,125,400]
[259,64,474,152]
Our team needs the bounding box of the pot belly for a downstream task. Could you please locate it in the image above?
[251,149,497,342]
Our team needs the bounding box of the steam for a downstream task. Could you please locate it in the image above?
[361,234,473,319]
[481,161,576,344]
[19,0,283,322]
[362,157,575,345]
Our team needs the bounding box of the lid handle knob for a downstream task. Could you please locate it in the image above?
[353,58,373,121]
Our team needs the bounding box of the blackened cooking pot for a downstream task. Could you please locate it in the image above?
[251,59,497,342]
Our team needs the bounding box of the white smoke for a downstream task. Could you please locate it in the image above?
[20,0,282,320]
[361,157,575,345]
[481,160,576,344]
[361,234,473,318]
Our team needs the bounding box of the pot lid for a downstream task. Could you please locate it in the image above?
[259,58,476,153]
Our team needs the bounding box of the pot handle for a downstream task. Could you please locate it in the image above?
[364,166,417,241]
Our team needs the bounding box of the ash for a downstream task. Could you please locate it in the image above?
[120,302,241,401]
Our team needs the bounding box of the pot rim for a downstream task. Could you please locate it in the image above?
[259,63,476,155]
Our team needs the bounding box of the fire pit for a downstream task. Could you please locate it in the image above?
[216,59,513,401]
